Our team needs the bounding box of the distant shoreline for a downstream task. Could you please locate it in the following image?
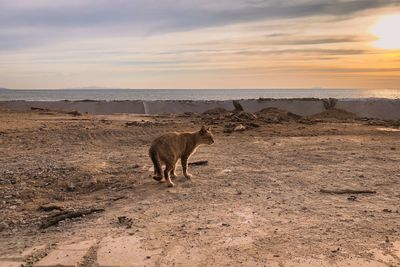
[1,88,400,101]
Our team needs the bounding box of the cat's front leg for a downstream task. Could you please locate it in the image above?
[181,156,192,180]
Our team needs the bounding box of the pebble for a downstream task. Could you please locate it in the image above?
[0,222,9,232]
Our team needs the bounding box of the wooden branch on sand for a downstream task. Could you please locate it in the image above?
[38,204,64,212]
[188,160,208,166]
[40,208,105,229]
[320,189,376,194]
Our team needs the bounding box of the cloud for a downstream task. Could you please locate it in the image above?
[1,0,398,31]
[0,0,397,51]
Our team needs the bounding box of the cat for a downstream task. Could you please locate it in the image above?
[149,126,214,187]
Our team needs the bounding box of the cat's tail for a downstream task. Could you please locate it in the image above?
[149,147,163,181]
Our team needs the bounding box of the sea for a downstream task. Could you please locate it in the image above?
[0,89,399,101]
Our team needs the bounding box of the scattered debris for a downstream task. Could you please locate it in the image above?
[331,247,340,253]
[223,123,247,133]
[232,111,257,121]
[179,112,199,118]
[67,110,82,116]
[117,216,133,229]
[40,208,105,229]
[0,221,9,232]
[347,195,357,201]
[188,160,208,166]
[320,189,376,194]
[125,121,163,127]
[255,107,301,123]
[30,107,82,116]
[234,124,246,132]
[245,122,261,128]
[110,196,127,201]
[31,107,51,112]
[38,204,64,212]
[232,100,244,113]
[65,182,76,192]
[223,123,236,133]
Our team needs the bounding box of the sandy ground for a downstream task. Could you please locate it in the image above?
[0,109,400,266]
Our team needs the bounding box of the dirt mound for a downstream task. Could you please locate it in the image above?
[255,107,301,122]
[202,107,231,115]
[308,109,358,121]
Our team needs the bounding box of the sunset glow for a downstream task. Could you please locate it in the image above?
[372,15,400,50]
[0,1,399,89]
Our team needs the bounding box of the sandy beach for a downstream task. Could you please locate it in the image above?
[0,107,399,266]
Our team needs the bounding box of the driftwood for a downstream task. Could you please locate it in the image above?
[320,189,376,194]
[232,100,244,112]
[110,196,127,201]
[38,204,64,212]
[40,208,105,229]
[188,160,209,166]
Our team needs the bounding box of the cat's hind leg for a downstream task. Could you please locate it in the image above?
[170,161,178,179]
[164,163,175,187]
[150,149,163,181]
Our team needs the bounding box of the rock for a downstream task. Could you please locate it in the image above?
[65,183,75,192]
[234,124,246,132]
[347,195,357,201]
[223,127,233,134]
[223,123,236,133]
[245,122,260,128]
[117,216,133,229]
[0,222,9,232]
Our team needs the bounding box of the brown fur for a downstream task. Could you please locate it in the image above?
[149,126,214,187]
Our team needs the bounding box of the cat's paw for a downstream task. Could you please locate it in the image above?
[153,175,163,181]
[184,173,193,180]
[167,182,175,187]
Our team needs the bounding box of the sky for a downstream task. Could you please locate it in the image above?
[0,0,399,89]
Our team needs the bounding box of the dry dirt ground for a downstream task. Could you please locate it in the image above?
[0,109,400,266]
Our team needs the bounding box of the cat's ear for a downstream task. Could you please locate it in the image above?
[200,125,207,134]
[206,126,211,132]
